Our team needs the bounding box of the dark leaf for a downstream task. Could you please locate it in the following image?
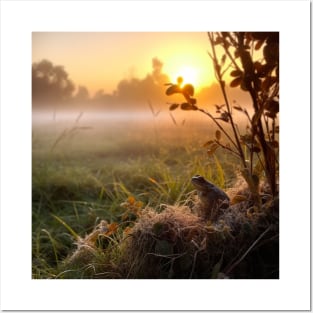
[215,130,222,141]
[182,84,195,97]
[233,105,243,111]
[166,84,181,96]
[169,103,179,111]
[230,76,242,88]
[219,112,229,122]
[265,100,279,114]
[263,43,279,66]
[180,102,193,110]
[215,104,225,110]
[230,69,243,77]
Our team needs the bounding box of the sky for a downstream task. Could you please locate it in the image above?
[32,32,216,97]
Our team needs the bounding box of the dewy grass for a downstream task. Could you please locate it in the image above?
[32,112,277,279]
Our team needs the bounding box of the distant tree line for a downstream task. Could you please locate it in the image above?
[32,58,251,111]
[32,58,172,110]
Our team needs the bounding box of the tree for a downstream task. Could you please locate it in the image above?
[32,59,75,106]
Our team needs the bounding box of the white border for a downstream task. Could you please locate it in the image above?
[0,0,311,311]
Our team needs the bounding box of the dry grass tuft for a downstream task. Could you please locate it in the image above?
[61,190,279,279]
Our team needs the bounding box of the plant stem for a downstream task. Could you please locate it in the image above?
[208,33,248,171]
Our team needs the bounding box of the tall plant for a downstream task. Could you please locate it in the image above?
[165,32,279,201]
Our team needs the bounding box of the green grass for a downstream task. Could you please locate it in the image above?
[32,114,245,278]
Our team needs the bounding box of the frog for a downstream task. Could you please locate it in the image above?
[191,175,230,221]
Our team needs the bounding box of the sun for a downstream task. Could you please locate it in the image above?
[173,66,199,88]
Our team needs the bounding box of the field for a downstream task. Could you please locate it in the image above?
[32,109,278,279]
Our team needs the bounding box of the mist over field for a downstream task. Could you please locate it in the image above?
[31,32,279,280]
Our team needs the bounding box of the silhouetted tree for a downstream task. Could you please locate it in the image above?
[32,59,75,106]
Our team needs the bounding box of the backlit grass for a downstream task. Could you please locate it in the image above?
[32,113,277,279]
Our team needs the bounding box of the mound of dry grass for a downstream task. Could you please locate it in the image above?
[61,189,279,279]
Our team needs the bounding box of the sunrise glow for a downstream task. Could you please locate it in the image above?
[173,66,199,88]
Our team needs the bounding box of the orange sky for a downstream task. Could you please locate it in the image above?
[32,32,216,96]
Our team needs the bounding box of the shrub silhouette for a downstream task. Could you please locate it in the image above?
[165,32,279,203]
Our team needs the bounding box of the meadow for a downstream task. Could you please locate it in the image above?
[32,109,277,279]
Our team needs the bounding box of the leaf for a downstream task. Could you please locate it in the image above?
[182,84,194,97]
[265,100,279,114]
[230,76,242,88]
[230,69,242,77]
[233,105,243,111]
[169,103,179,111]
[215,104,226,111]
[215,130,222,141]
[166,84,180,96]
[219,112,230,122]
[180,102,193,110]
